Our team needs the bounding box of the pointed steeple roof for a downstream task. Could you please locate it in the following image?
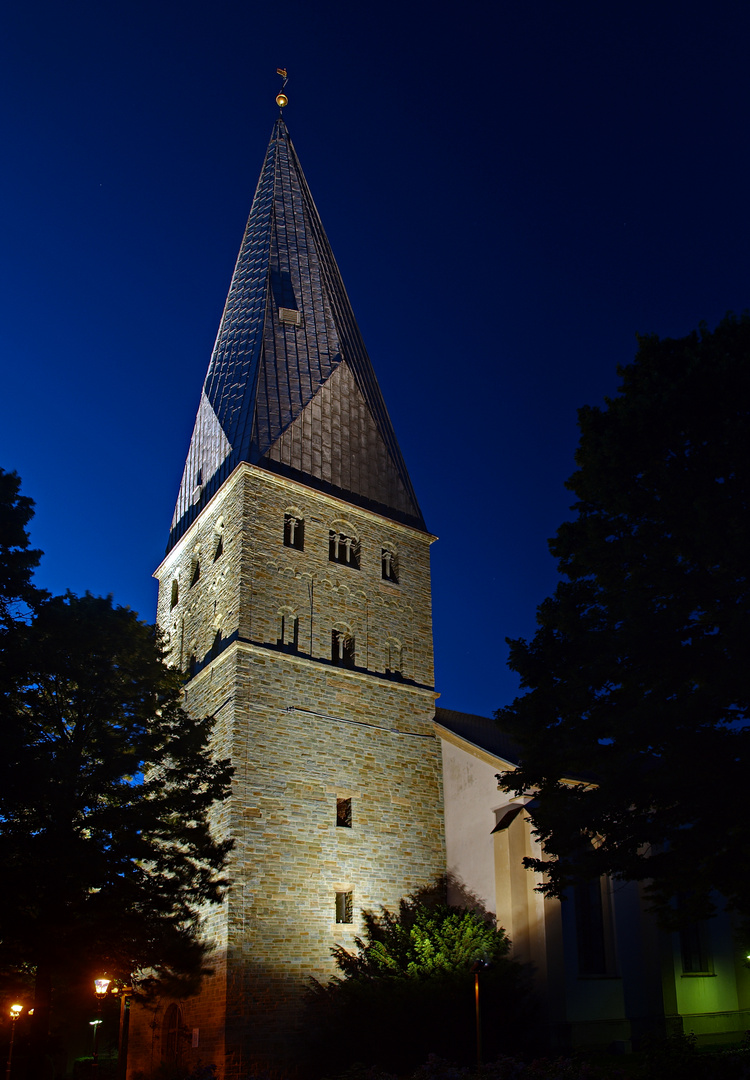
[168,118,425,551]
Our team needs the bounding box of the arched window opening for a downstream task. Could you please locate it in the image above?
[381,547,398,583]
[332,629,355,668]
[170,579,179,609]
[329,530,360,569]
[284,514,304,550]
[161,1003,182,1065]
[190,560,200,587]
[278,613,299,651]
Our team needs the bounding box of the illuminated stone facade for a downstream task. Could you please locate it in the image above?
[127,464,443,1077]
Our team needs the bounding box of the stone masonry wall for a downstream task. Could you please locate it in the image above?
[127,465,445,1079]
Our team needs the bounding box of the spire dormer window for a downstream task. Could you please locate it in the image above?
[278,307,301,327]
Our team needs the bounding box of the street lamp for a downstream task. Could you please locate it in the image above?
[5,1004,23,1080]
[92,978,111,1072]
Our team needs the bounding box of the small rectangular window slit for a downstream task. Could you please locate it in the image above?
[336,797,352,828]
[335,890,353,924]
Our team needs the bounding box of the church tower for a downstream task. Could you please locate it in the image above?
[129,114,445,1078]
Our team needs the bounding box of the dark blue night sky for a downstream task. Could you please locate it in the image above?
[2,0,748,718]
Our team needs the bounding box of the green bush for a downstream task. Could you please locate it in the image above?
[307,886,537,1074]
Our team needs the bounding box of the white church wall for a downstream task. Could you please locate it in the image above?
[440,731,503,914]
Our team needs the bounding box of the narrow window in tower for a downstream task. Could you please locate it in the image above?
[381,548,398,583]
[332,630,355,668]
[170,579,179,609]
[335,890,353,924]
[213,535,224,561]
[284,514,304,550]
[188,654,197,678]
[329,531,360,569]
[279,614,299,651]
[190,560,200,587]
[336,797,352,828]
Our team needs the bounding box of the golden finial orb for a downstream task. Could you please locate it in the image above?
[276,92,288,108]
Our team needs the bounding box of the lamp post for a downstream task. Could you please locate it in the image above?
[111,986,133,1080]
[470,961,490,1071]
[92,979,111,1072]
[5,1005,23,1080]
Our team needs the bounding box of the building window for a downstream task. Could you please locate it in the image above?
[335,890,353,924]
[284,514,304,550]
[170,579,179,609]
[336,797,352,828]
[278,613,299,651]
[188,654,197,677]
[680,922,713,974]
[329,530,360,569]
[213,535,224,561]
[574,878,616,976]
[161,1003,182,1065]
[278,306,301,326]
[332,630,355,668]
[190,560,200,587]
[381,547,398,583]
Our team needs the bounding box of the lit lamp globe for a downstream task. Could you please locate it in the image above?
[276,92,288,108]
[94,978,111,999]
[10,1004,22,1019]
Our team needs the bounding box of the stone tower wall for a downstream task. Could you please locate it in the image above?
[128,465,445,1078]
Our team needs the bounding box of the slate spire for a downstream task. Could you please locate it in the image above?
[169,118,425,551]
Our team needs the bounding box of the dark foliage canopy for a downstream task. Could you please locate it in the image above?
[0,593,233,994]
[0,468,44,628]
[0,473,233,1039]
[307,886,535,1070]
[497,314,750,928]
